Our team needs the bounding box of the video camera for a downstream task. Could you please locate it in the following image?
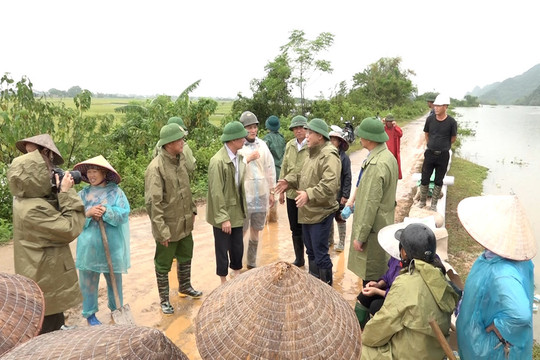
[52,168,82,193]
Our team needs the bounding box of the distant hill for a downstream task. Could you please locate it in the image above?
[468,63,540,105]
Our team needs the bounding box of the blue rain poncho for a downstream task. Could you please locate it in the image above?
[457,251,533,360]
[76,182,131,273]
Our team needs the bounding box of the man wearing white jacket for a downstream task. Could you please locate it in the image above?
[238,111,276,269]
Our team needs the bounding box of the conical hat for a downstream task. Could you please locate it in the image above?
[0,273,44,357]
[457,195,536,260]
[378,219,449,260]
[195,262,362,359]
[1,325,188,359]
[15,134,64,165]
[73,155,121,184]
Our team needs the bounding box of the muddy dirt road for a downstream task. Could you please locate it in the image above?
[0,116,426,359]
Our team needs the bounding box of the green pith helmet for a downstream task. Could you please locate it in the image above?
[239,111,259,127]
[385,114,395,121]
[157,124,185,147]
[221,121,248,143]
[265,115,280,131]
[305,118,330,140]
[167,116,186,128]
[289,115,308,130]
[355,117,389,143]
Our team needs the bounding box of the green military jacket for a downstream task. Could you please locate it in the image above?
[287,141,341,224]
[361,261,459,360]
[145,148,196,243]
[153,141,196,175]
[206,145,247,228]
[263,131,286,180]
[279,138,308,200]
[348,143,398,281]
[8,150,85,316]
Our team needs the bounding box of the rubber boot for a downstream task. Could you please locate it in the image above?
[430,185,442,211]
[156,271,174,314]
[267,204,278,223]
[247,239,258,269]
[418,185,429,208]
[328,224,334,246]
[354,302,370,329]
[177,261,203,299]
[319,268,333,286]
[335,222,346,252]
[308,260,320,279]
[291,236,305,267]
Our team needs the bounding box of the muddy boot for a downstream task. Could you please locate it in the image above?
[267,204,278,223]
[291,236,305,267]
[418,185,429,208]
[156,271,174,314]
[177,261,202,299]
[308,260,320,279]
[328,224,334,246]
[319,268,333,286]
[335,222,346,252]
[430,185,442,211]
[354,302,370,329]
[247,239,259,269]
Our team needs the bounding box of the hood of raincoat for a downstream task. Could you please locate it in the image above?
[413,260,458,313]
[8,150,52,199]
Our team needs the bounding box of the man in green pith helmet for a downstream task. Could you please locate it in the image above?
[276,118,341,286]
[145,123,202,315]
[153,116,196,175]
[263,115,285,223]
[278,115,309,267]
[206,121,248,284]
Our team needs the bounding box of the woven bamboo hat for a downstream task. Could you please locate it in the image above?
[458,195,537,260]
[0,273,44,357]
[73,155,122,184]
[1,325,188,359]
[195,262,362,359]
[15,134,64,165]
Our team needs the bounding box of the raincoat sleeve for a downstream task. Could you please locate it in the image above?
[207,158,229,225]
[145,165,171,241]
[362,276,409,347]
[305,152,341,204]
[102,187,131,227]
[351,163,385,243]
[342,154,352,199]
[26,189,85,245]
[183,144,196,174]
[395,125,403,138]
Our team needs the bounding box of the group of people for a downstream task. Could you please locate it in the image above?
[7,99,535,359]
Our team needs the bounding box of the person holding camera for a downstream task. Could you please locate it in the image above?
[73,155,131,326]
[8,134,86,333]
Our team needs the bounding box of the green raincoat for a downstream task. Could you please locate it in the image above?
[263,131,286,180]
[153,142,196,174]
[145,148,197,243]
[286,141,341,224]
[206,145,247,228]
[361,260,459,360]
[8,150,85,316]
[279,138,308,200]
[348,143,398,281]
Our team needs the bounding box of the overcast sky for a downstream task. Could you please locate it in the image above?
[3,0,539,100]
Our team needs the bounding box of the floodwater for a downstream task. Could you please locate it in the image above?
[0,117,427,359]
[455,105,540,340]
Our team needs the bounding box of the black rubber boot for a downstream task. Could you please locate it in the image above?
[156,271,174,314]
[177,261,202,299]
[291,236,305,267]
[319,268,333,286]
[308,260,320,279]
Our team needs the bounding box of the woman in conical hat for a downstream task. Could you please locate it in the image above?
[456,195,535,360]
[15,133,64,166]
[73,155,130,326]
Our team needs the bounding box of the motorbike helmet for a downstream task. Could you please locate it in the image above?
[395,223,436,263]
